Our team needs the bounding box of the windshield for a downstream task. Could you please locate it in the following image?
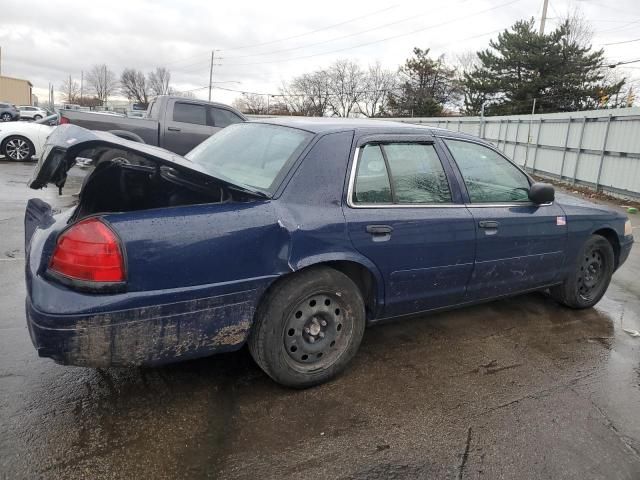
[185,123,313,195]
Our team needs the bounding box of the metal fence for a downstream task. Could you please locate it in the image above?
[386,107,640,200]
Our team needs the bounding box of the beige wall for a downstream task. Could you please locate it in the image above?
[0,76,33,105]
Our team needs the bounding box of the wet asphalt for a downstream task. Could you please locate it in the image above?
[0,160,639,480]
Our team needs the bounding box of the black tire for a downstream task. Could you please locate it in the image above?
[33,115,42,120]
[1,113,12,122]
[248,266,366,388]
[550,234,614,309]
[1,135,35,161]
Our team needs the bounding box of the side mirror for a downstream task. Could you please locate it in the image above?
[528,182,555,204]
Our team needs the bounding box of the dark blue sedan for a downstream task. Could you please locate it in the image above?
[25,120,633,387]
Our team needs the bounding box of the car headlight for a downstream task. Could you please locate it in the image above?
[625,219,633,236]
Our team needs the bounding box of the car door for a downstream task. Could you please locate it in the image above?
[440,137,567,300]
[163,100,218,155]
[343,135,476,318]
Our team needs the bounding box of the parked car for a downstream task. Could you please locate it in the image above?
[58,95,247,155]
[0,102,20,122]
[0,117,55,160]
[18,105,48,121]
[25,120,633,387]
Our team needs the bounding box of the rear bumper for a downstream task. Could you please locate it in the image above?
[26,288,258,368]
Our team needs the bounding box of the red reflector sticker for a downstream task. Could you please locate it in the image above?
[557,216,566,226]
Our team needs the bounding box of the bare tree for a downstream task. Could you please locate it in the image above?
[60,75,80,104]
[358,62,397,117]
[327,59,366,117]
[232,93,269,114]
[562,8,593,49]
[280,70,331,116]
[86,64,118,104]
[148,67,172,97]
[120,68,149,106]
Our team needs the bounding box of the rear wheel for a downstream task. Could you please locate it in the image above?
[1,113,12,122]
[249,266,366,388]
[1,136,35,161]
[550,234,614,309]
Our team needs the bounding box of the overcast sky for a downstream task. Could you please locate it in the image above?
[1,0,639,106]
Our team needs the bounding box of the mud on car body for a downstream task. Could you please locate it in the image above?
[25,121,633,387]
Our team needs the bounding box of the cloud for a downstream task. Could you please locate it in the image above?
[1,0,638,106]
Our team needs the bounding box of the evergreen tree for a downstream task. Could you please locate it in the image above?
[462,19,624,115]
[388,48,460,117]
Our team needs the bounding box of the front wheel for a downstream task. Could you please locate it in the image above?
[1,113,12,122]
[33,115,42,120]
[550,234,614,309]
[249,266,366,388]
[1,136,35,161]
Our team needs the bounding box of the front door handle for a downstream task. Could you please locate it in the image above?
[167,126,181,132]
[478,220,499,229]
[366,225,393,235]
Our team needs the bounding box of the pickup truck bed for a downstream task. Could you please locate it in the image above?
[59,95,246,155]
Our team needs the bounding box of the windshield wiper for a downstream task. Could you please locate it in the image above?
[228,183,269,198]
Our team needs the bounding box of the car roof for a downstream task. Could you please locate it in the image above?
[247,116,482,142]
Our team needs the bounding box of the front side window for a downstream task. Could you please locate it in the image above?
[445,139,530,203]
[186,123,312,194]
[172,102,206,125]
[353,142,451,205]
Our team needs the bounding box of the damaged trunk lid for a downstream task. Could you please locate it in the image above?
[29,124,267,199]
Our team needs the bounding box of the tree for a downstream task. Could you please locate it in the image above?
[462,19,625,115]
[388,48,461,117]
[148,67,171,97]
[232,93,269,114]
[326,59,366,117]
[358,62,397,117]
[86,64,117,104]
[60,75,80,104]
[280,70,331,116]
[120,68,149,107]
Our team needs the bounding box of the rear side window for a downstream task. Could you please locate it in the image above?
[354,145,392,203]
[445,139,530,203]
[172,102,206,125]
[353,143,451,204]
[210,107,243,128]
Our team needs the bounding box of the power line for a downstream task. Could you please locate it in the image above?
[225,4,400,52]
[224,0,474,60]
[223,0,523,67]
[603,36,640,46]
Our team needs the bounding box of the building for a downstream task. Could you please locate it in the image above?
[0,75,33,105]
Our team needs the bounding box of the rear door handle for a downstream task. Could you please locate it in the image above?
[478,220,499,229]
[366,225,393,235]
[167,127,181,132]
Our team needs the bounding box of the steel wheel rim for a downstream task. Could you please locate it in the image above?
[283,292,351,371]
[5,138,30,160]
[577,247,606,301]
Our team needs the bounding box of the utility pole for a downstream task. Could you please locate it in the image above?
[208,49,222,102]
[80,70,84,103]
[0,46,2,76]
[539,0,549,35]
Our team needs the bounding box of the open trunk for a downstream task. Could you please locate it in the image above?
[29,124,265,220]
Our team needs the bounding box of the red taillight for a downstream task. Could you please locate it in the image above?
[49,218,125,283]
[59,116,70,124]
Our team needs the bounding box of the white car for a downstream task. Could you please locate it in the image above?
[17,106,49,121]
[0,118,55,161]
